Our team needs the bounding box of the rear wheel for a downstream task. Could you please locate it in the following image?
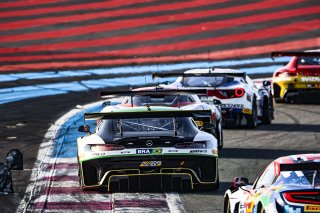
[216,121,223,149]
[261,96,273,124]
[78,166,85,190]
[273,84,284,103]
[246,99,258,128]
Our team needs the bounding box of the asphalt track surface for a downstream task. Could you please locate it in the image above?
[1,90,320,212]
[0,0,320,212]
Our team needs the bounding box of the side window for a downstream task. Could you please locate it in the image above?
[254,164,275,189]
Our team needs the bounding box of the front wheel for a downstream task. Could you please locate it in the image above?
[257,203,266,213]
[224,196,232,213]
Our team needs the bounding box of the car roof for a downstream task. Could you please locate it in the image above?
[103,106,182,113]
[184,68,243,74]
[274,153,320,164]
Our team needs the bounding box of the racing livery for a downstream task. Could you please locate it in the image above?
[153,68,274,128]
[224,153,320,213]
[77,107,219,191]
[100,87,223,149]
[271,51,320,103]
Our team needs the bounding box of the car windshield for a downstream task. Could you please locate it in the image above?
[114,118,174,132]
[95,117,197,141]
[128,95,192,106]
[297,57,320,66]
[274,170,320,188]
[181,76,234,87]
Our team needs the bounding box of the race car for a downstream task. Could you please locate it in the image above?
[271,51,320,103]
[224,153,320,213]
[153,68,274,128]
[100,87,224,149]
[77,106,219,191]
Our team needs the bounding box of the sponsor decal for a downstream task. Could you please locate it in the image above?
[136,149,162,154]
[168,149,178,153]
[242,108,252,114]
[121,151,130,154]
[140,161,162,167]
[221,104,243,109]
[279,77,292,81]
[246,95,251,102]
[307,83,319,88]
[194,120,204,127]
[190,150,207,153]
[305,205,320,212]
[301,76,320,82]
[92,153,107,156]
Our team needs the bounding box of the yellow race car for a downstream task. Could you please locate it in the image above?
[271,51,320,103]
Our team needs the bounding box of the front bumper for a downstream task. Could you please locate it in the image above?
[79,155,218,191]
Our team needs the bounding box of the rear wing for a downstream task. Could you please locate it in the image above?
[84,109,212,120]
[271,51,320,60]
[275,161,320,176]
[100,88,208,99]
[152,71,246,79]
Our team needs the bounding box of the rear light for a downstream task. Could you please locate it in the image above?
[235,88,244,97]
[90,144,125,152]
[211,113,215,122]
[283,191,320,205]
[175,142,207,149]
[207,88,245,99]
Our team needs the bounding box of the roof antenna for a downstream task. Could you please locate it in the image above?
[157,63,160,86]
[208,49,212,73]
[129,86,133,107]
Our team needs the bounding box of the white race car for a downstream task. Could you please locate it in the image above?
[77,107,219,191]
[153,68,274,128]
[100,87,224,149]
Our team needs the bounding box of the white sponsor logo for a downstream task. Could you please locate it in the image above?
[301,77,320,82]
[221,104,244,109]
[190,150,207,153]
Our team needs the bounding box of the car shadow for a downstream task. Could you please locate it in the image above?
[219,148,315,160]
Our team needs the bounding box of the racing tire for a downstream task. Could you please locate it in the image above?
[261,96,273,124]
[216,121,223,149]
[78,166,85,190]
[257,203,266,213]
[273,84,284,103]
[224,196,231,213]
[246,98,258,128]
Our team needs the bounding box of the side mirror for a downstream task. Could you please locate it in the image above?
[233,177,249,188]
[78,125,91,133]
[213,99,222,105]
[263,80,271,87]
[102,101,111,107]
[6,149,23,170]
